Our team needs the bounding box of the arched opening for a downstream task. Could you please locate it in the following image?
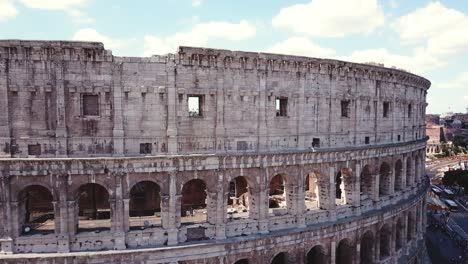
[336,168,352,206]
[269,174,287,214]
[129,181,161,230]
[406,159,412,187]
[181,179,207,225]
[17,185,55,235]
[407,212,414,242]
[379,162,391,197]
[337,239,354,264]
[307,245,326,264]
[360,165,373,201]
[305,172,319,210]
[395,160,403,191]
[77,183,111,232]
[227,176,250,220]
[360,231,374,264]
[396,218,404,250]
[379,224,391,260]
[234,259,249,264]
[271,252,287,264]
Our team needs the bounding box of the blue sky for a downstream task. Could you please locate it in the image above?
[1,0,467,114]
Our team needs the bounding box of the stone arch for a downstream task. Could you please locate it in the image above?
[181,179,207,224]
[379,162,391,197]
[396,217,404,250]
[360,164,373,200]
[11,181,58,203]
[76,183,111,232]
[227,176,250,219]
[394,159,403,191]
[17,185,55,235]
[126,172,168,198]
[271,252,287,264]
[360,230,375,264]
[336,167,353,206]
[379,224,392,260]
[337,238,354,264]
[306,245,326,264]
[129,181,161,229]
[234,259,250,264]
[269,174,287,210]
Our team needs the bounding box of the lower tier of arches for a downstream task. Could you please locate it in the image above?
[0,180,428,264]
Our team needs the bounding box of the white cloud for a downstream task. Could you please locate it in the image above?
[144,20,256,56]
[0,0,17,21]
[272,0,385,37]
[438,72,468,89]
[394,2,468,57]
[265,37,335,57]
[192,0,202,7]
[19,0,88,10]
[19,0,93,23]
[72,28,125,50]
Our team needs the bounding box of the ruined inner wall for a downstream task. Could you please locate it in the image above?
[0,41,429,158]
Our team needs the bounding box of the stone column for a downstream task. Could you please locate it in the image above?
[10,202,20,238]
[66,201,77,236]
[328,166,337,221]
[258,188,269,234]
[112,174,126,250]
[257,73,268,151]
[402,156,408,195]
[353,163,361,216]
[296,169,306,227]
[375,231,381,262]
[355,242,361,264]
[390,221,397,259]
[389,160,395,198]
[53,61,68,157]
[403,213,408,255]
[0,58,10,157]
[330,240,336,264]
[166,59,178,154]
[166,171,179,245]
[112,63,125,156]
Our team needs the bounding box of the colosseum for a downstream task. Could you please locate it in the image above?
[0,40,429,264]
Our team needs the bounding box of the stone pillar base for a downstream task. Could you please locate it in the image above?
[258,220,269,234]
[167,229,178,246]
[296,215,306,228]
[0,238,14,254]
[113,232,126,250]
[215,224,226,240]
[57,235,70,253]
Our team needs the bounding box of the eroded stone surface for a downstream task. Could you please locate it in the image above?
[0,40,430,264]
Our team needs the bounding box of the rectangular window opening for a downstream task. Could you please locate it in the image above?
[408,104,412,118]
[139,143,152,154]
[188,95,203,117]
[276,97,288,117]
[365,136,370,145]
[398,135,401,141]
[82,94,99,116]
[383,102,390,118]
[312,138,320,148]
[341,100,350,118]
[28,144,41,156]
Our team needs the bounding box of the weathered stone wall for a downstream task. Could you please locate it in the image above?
[0,40,430,264]
[0,40,429,158]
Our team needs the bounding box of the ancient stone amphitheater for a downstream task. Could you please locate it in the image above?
[0,40,429,264]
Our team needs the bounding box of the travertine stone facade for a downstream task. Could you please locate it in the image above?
[0,40,430,264]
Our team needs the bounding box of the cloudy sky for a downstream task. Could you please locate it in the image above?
[0,0,467,114]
